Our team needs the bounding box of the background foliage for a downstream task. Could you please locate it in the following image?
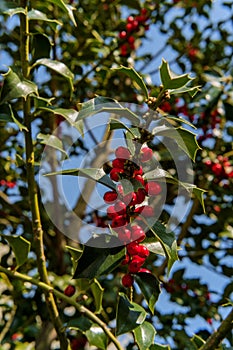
[0,0,233,349]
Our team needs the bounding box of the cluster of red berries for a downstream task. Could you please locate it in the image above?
[118,9,149,57]
[0,179,16,188]
[103,146,162,288]
[204,155,233,182]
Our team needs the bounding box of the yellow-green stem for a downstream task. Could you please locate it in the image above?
[20,1,70,348]
[0,266,124,350]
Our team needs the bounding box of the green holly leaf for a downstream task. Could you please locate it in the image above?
[150,344,171,350]
[91,279,104,314]
[135,273,161,314]
[46,0,77,26]
[73,239,125,279]
[38,107,83,136]
[0,68,38,104]
[37,133,68,158]
[116,293,147,336]
[191,334,205,348]
[0,104,28,131]
[113,66,149,99]
[134,321,156,350]
[86,324,108,350]
[160,59,194,90]
[78,96,140,125]
[109,118,140,137]
[4,7,25,16]
[1,234,31,268]
[28,9,62,26]
[66,245,83,272]
[32,59,74,95]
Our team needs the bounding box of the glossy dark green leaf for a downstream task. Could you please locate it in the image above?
[37,133,68,157]
[32,34,51,63]
[116,293,147,336]
[28,9,62,26]
[169,85,201,97]
[45,168,116,191]
[0,69,38,104]
[166,115,196,129]
[0,104,28,131]
[38,107,83,135]
[77,96,140,125]
[191,334,205,348]
[1,234,31,268]
[86,324,108,350]
[67,315,92,331]
[46,0,77,26]
[91,279,104,314]
[134,321,156,350]
[113,66,149,99]
[150,344,171,350]
[109,118,137,136]
[143,220,178,276]
[160,59,194,90]
[66,245,83,272]
[73,241,125,279]
[32,59,74,94]
[135,273,161,314]
[152,125,201,161]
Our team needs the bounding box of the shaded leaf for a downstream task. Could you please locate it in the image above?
[113,66,149,99]
[28,9,62,26]
[0,69,38,104]
[135,273,161,314]
[86,324,108,350]
[0,104,28,131]
[109,118,137,137]
[45,168,116,191]
[32,34,51,63]
[46,0,77,26]
[1,234,31,268]
[66,245,83,272]
[91,279,104,314]
[73,239,125,279]
[67,315,92,331]
[134,321,156,350]
[77,96,140,125]
[191,334,205,348]
[160,59,194,90]
[116,293,147,336]
[150,344,171,350]
[37,133,68,157]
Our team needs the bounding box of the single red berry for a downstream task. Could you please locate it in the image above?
[64,285,76,297]
[134,188,146,205]
[127,241,140,255]
[211,163,223,176]
[137,245,149,258]
[128,256,145,273]
[145,181,162,196]
[128,36,135,44]
[107,205,117,219]
[118,228,131,244]
[131,225,146,242]
[140,147,153,162]
[134,166,143,176]
[115,146,131,159]
[120,44,128,56]
[117,184,124,195]
[119,31,127,39]
[114,201,127,215]
[127,15,134,23]
[110,168,124,181]
[141,8,148,15]
[122,191,137,206]
[122,273,134,288]
[112,158,125,169]
[134,174,145,186]
[132,20,139,30]
[204,159,212,167]
[135,205,154,217]
[103,191,118,203]
[112,215,128,228]
[126,23,133,32]
[121,253,130,265]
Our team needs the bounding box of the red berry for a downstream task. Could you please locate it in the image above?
[64,285,76,297]
[122,192,137,206]
[132,20,139,30]
[128,256,145,273]
[131,225,146,242]
[118,228,131,244]
[140,147,153,162]
[112,158,125,169]
[117,184,124,195]
[127,241,140,255]
[127,15,134,23]
[128,36,135,44]
[126,23,133,32]
[134,174,145,186]
[110,168,124,181]
[134,188,146,204]
[211,163,223,176]
[141,8,148,15]
[134,166,143,176]
[107,205,117,219]
[121,253,130,265]
[122,273,134,288]
[137,245,149,258]
[114,201,127,215]
[119,31,127,39]
[112,215,128,228]
[145,181,162,196]
[137,268,151,274]
[103,191,118,203]
[204,159,212,167]
[115,146,131,159]
[135,205,154,217]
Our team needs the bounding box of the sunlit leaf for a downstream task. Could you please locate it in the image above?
[0,68,38,104]
[116,293,147,336]
[28,9,62,26]
[37,133,68,157]
[4,7,25,16]
[160,59,194,90]
[46,0,77,26]
[0,104,28,131]
[86,324,108,350]
[134,321,156,350]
